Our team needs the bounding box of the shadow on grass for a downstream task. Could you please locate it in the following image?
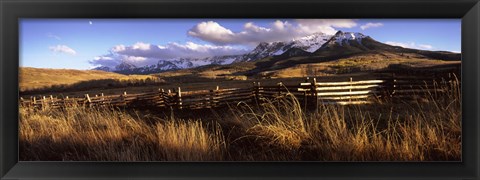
[21,78,166,96]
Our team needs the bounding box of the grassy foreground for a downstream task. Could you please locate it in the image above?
[19,80,461,161]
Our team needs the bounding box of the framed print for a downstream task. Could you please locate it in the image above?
[1,0,479,179]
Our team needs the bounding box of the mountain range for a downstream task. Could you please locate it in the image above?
[94,31,460,74]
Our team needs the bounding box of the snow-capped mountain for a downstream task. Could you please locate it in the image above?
[114,62,137,72]
[313,31,388,56]
[314,31,461,61]
[239,41,290,61]
[291,32,333,52]
[108,55,247,74]
[155,55,242,70]
[234,32,332,62]
[94,32,338,74]
[321,31,368,47]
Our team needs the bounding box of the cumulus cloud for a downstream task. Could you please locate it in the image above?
[296,19,357,34]
[49,45,76,55]
[360,22,383,30]
[187,21,235,44]
[90,41,248,68]
[188,19,357,45]
[111,42,247,59]
[385,41,434,50]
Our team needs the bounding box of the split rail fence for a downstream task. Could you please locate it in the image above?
[20,72,459,110]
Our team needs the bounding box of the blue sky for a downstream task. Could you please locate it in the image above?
[20,19,461,70]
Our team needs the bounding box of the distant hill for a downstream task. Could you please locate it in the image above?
[19,67,160,92]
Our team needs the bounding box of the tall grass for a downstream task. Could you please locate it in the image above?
[19,78,461,161]
[227,78,461,161]
[19,107,225,161]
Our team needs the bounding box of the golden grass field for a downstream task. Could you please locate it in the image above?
[19,67,162,92]
[19,77,461,161]
[274,54,459,78]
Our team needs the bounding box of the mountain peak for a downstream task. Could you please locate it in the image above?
[324,31,369,47]
[296,32,328,40]
[291,32,332,52]
[93,66,111,72]
[115,61,137,71]
[333,31,367,39]
[257,42,269,46]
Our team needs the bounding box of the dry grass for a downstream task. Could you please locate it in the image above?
[19,78,461,161]
[225,77,461,161]
[270,55,459,78]
[20,67,160,92]
[19,106,225,161]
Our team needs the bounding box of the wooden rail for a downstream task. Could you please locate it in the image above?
[20,72,459,110]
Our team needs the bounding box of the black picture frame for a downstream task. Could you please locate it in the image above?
[1,0,479,179]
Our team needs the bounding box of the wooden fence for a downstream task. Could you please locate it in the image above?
[19,72,459,110]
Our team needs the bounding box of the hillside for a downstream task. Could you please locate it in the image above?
[19,67,161,92]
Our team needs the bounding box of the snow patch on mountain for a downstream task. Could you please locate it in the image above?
[291,32,332,52]
[332,31,368,46]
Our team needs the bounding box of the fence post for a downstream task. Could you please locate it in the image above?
[303,77,309,110]
[65,96,69,107]
[214,86,219,107]
[85,94,91,107]
[49,95,54,108]
[100,93,105,104]
[177,87,183,109]
[209,86,218,108]
[30,96,36,108]
[277,81,283,97]
[252,82,258,105]
[42,96,47,110]
[383,72,396,100]
[311,78,318,110]
[159,88,165,108]
[392,73,396,98]
[257,82,262,101]
[123,91,128,106]
[167,89,172,109]
[349,77,353,103]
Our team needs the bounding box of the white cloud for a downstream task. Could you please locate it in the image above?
[49,45,76,55]
[385,41,434,50]
[296,19,358,34]
[90,41,249,68]
[187,21,235,44]
[385,41,459,52]
[111,41,247,59]
[418,44,433,49]
[360,22,383,30]
[188,19,357,45]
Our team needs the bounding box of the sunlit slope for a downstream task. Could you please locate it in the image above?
[19,67,157,91]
